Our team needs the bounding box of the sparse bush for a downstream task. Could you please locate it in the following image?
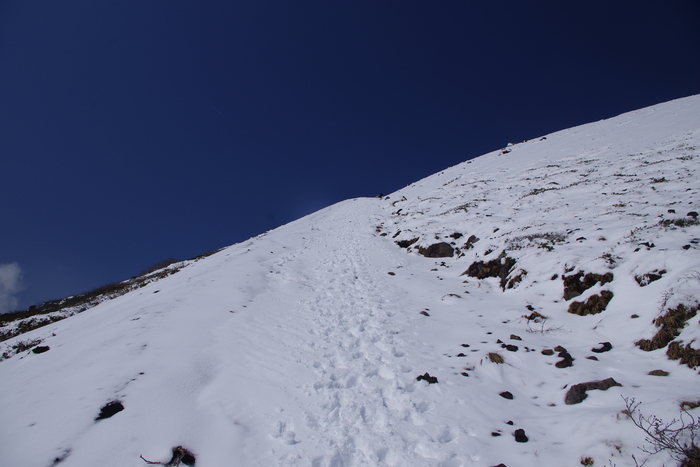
[507,231,567,251]
[138,257,179,277]
[12,338,42,353]
[623,397,700,466]
[601,253,622,267]
[659,218,700,228]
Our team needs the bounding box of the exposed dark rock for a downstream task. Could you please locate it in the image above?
[499,391,514,400]
[514,428,529,442]
[567,291,614,316]
[140,446,196,466]
[419,310,430,316]
[564,378,622,405]
[387,272,395,276]
[449,232,463,239]
[688,211,699,219]
[32,346,50,354]
[491,432,501,437]
[555,348,574,368]
[464,235,480,249]
[419,242,454,258]
[541,349,554,356]
[505,345,518,352]
[96,401,124,421]
[562,272,614,300]
[506,420,514,425]
[586,356,598,361]
[648,369,669,376]
[591,342,612,353]
[555,357,574,368]
[635,270,666,286]
[416,373,438,384]
[395,238,419,248]
[462,253,516,289]
[457,353,466,357]
[510,334,522,341]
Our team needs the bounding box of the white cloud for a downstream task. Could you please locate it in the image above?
[0,262,23,314]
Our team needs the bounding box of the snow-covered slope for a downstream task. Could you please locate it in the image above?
[1,95,699,467]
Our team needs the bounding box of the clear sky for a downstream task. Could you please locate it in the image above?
[1,1,699,311]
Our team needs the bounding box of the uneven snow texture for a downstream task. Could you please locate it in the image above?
[1,95,700,467]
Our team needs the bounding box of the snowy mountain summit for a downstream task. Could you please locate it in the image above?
[2,95,700,467]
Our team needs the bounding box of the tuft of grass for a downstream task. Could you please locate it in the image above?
[488,352,504,364]
[567,291,614,316]
[636,304,699,352]
[667,342,700,369]
[681,401,700,411]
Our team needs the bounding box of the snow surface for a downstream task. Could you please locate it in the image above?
[1,95,700,467]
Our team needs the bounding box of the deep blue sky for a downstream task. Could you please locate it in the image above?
[2,1,699,310]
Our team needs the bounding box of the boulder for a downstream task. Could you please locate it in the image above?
[564,378,621,405]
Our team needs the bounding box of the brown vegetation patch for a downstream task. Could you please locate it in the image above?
[667,341,700,369]
[506,270,527,289]
[636,304,699,351]
[563,271,614,300]
[488,352,504,364]
[462,253,516,290]
[567,291,614,316]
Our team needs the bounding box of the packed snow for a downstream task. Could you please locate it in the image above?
[1,95,699,467]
